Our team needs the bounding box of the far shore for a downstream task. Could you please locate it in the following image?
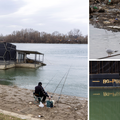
[12,42,88,44]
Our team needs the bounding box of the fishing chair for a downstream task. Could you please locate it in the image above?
[33,92,42,104]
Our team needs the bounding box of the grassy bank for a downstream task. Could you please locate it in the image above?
[0,113,26,120]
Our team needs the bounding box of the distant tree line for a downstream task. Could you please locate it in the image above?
[0,28,88,44]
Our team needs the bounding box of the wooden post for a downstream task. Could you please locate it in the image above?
[35,54,36,68]
[24,53,26,63]
[42,55,44,63]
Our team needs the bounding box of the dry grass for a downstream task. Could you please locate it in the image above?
[0,113,26,120]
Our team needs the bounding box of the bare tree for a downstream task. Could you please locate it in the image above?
[3,28,87,44]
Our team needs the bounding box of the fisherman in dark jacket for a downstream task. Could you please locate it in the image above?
[34,82,50,103]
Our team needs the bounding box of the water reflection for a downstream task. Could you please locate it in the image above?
[0,68,39,86]
[0,68,38,78]
[90,89,120,120]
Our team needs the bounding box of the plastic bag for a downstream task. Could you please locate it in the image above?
[39,102,44,107]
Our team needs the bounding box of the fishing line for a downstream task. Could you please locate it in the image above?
[44,72,58,89]
[57,65,72,103]
[51,71,68,98]
[50,64,72,98]
[44,59,52,64]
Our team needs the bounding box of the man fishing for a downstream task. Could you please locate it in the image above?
[34,82,50,103]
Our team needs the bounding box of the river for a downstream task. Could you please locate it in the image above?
[90,88,120,120]
[90,25,120,59]
[0,43,88,98]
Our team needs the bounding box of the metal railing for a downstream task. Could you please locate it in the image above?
[0,60,15,65]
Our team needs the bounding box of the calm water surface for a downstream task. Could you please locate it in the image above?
[90,25,120,59]
[0,44,88,98]
[90,89,120,120]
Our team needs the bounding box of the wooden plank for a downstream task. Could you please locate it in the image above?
[98,53,120,59]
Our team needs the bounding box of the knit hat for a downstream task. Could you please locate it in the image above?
[38,82,42,86]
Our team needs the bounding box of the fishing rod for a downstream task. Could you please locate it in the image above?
[44,58,53,64]
[50,71,68,98]
[44,72,58,89]
[57,65,72,103]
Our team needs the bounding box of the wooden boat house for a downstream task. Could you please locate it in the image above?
[0,42,45,70]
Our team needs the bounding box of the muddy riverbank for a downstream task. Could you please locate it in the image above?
[0,85,87,120]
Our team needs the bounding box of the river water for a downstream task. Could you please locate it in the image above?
[90,89,120,120]
[90,25,120,59]
[0,43,88,98]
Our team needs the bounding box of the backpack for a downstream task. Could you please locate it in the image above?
[47,100,53,108]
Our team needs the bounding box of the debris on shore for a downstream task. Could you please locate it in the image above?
[90,0,120,32]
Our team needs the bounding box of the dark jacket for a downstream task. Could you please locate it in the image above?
[35,85,49,97]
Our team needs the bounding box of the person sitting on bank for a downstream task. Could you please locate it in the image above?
[34,82,50,103]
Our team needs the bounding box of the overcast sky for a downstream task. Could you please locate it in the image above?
[0,0,88,36]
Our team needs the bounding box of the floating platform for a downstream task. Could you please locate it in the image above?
[0,62,43,70]
[0,61,15,70]
[0,42,45,70]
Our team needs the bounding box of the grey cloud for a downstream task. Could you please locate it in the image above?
[0,0,88,36]
[0,0,26,15]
